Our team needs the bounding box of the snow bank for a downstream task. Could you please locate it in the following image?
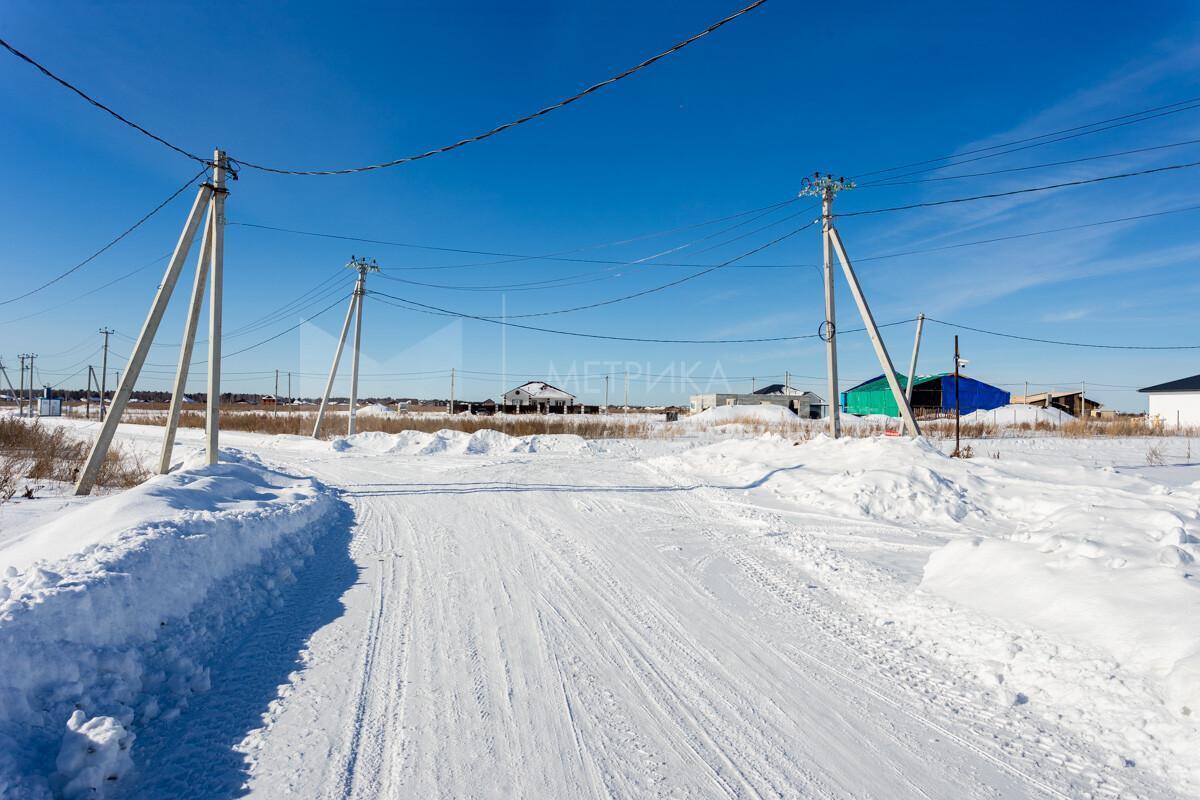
[657,435,1200,721]
[961,403,1073,426]
[684,404,798,426]
[331,428,590,457]
[0,452,344,798]
[356,403,396,417]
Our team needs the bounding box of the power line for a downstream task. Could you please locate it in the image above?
[926,318,1200,350]
[230,0,770,175]
[224,294,353,358]
[840,160,1200,218]
[0,168,206,306]
[457,220,818,320]
[853,95,1200,180]
[860,137,1200,188]
[0,38,210,165]
[372,203,814,292]
[368,289,910,344]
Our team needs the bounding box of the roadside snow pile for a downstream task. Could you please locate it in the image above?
[0,452,344,799]
[685,404,797,426]
[331,428,589,456]
[961,403,1073,426]
[356,403,396,417]
[655,435,1200,722]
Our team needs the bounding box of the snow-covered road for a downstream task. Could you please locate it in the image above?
[114,438,1177,798]
[5,419,1195,798]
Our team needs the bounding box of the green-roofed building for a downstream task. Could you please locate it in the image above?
[841,373,1010,417]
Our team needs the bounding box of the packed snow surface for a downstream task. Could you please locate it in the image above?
[3,415,1197,798]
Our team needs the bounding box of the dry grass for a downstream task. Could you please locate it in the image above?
[124,409,660,440]
[0,417,149,499]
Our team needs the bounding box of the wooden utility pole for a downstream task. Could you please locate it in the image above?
[76,163,215,495]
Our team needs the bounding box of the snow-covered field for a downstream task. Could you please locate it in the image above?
[1,415,1197,798]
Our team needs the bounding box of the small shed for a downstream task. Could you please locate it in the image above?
[843,373,1009,417]
[1139,374,1200,427]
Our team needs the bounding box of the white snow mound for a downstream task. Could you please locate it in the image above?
[961,403,1073,426]
[331,428,590,456]
[657,434,1200,720]
[685,404,798,425]
[0,453,344,798]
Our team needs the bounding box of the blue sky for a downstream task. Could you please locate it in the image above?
[1,0,1198,409]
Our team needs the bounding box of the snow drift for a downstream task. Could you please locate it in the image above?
[960,403,1073,426]
[330,428,590,456]
[657,435,1200,721]
[684,404,798,425]
[0,452,345,799]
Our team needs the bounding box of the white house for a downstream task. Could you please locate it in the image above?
[1140,374,1200,428]
[503,381,575,412]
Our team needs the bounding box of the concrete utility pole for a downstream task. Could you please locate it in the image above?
[785,370,790,393]
[314,256,378,438]
[1081,380,1087,425]
[274,369,279,418]
[604,374,609,413]
[206,150,228,466]
[158,207,213,474]
[449,367,456,415]
[25,354,36,416]
[287,372,292,406]
[801,172,920,438]
[76,157,220,495]
[905,312,925,411]
[800,176,843,437]
[953,336,962,456]
[0,358,17,414]
[17,355,26,416]
[624,370,629,412]
[98,328,114,420]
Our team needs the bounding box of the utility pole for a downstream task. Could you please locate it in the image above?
[604,374,610,413]
[751,376,756,393]
[624,369,629,413]
[785,370,790,393]
[17,355,26,417]
[25,354,36,417]
[0,358,17,415]
[287,371,292,407]
[98,328,114,420]
[448,367,456,415]
[314,256,378,438]
[1081,379,1087,425]
[274,369,279,418]
[802,172,920,438]
[86,366,98,420]
[905,313,925,412]
[76,155,221,495]
[800,175,844,437]
[953,336,962,456]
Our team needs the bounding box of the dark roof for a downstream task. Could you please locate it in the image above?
[1139,374,1200,393]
